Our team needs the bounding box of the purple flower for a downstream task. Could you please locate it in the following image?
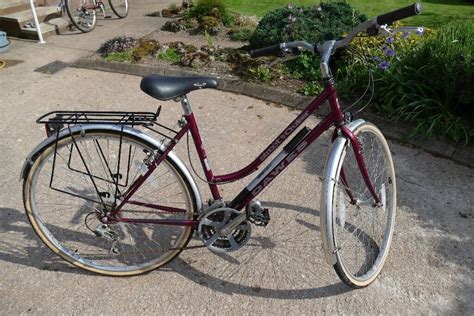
[382,46,395,57]
[401,32,410,39]
[372,56,381,62]
[386,36,395,44]
[378,61,391,71]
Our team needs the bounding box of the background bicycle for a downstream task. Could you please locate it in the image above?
[44,0,128,33]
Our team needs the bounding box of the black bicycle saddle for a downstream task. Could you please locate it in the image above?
[140,74,219,101]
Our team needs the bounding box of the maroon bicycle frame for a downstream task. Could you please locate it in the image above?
[111,82,380,227]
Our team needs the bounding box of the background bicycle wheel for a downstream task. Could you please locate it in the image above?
[65,0,97,32]
[108,0,128,18]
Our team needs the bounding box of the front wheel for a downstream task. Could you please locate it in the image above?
[23,130,197,276]
[321,122,396,288]
[65,0,97,32]
[108,0,128,18]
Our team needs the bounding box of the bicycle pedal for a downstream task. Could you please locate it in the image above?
[248,203,270,227]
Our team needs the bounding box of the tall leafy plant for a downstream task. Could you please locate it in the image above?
[338,21,473,143]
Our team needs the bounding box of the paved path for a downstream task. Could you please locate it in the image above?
[0,2,472,314]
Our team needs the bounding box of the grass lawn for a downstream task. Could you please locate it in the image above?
[225,0,474,28]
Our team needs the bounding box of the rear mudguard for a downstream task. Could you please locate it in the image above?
[20,124,203,213]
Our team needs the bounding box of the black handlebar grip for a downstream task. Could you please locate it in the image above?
[377,2,422,25]
[250,44,281,58]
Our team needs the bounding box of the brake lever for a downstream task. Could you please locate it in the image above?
[391,26,424,34]
[379,24,424,37]
[378,24,391,36]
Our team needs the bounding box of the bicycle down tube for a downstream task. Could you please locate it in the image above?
[111,82,380,225]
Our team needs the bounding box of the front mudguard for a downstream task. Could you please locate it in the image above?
[320,119,366,265]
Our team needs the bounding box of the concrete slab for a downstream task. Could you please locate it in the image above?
[0,0,30,6]
[0,6,59,23]
[20,17,70,38]
[0,1,32,16]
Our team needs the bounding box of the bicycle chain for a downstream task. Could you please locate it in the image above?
[119,209,194,216]
[87,208,201,256]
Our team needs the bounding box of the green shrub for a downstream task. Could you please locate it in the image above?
[300,81,323,96]
[249,2,366,49]
[131,39,161,62]
[201,15,220,29]
[204,30,213,46]
[98,36,138,56]
[228,27,254,41]
[158,48,180,63]
[287,52,321,81]
[104,49,134,62]
[187,0,234,27]
[339,21,474,143]
[249,2,365,89]
[392,21,474,143]
[248,65,272,82]
[337,25,430,95]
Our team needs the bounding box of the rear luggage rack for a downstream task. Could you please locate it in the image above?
[34,106,182,207]
[37,109,160,126]
[37,108,164,137]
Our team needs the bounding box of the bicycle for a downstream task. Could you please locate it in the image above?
[21,4,422,288]
[54,0,129,33]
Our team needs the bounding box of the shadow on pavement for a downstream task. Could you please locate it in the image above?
[171,200,352,299]
[0,207,95,276]
[0,201,352,299]
[300,128,474,313]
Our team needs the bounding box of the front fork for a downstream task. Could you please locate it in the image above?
[335,126,381,206]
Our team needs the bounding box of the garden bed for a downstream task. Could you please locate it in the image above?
[98,34,310,98]
[87,0,473,159]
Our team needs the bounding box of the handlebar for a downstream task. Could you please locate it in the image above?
[376,2,422,26]
[250,2,423,58]
[250,41,315,58]
[250,44,282,58]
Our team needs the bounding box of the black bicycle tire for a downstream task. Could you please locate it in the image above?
[65,0,97,33]
[108,0,128,18]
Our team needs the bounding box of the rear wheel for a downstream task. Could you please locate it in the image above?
[65,0,97,32]
[108,0,128,18]
[323,123,396,288]
[23,130,196,276]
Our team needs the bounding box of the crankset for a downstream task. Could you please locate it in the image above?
[198,207,251,253]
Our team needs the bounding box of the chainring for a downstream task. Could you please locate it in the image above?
[198,207,251,253]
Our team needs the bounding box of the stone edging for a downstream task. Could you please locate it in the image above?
[71,56,474,169]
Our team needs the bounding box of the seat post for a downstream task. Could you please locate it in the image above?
[180,95,193,115]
